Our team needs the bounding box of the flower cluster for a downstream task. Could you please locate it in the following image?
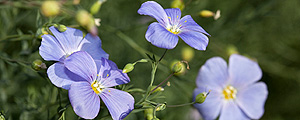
[37,1,268,120]
[39,26,134,119]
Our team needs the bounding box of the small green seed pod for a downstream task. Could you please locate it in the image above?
[122,63,134,73]
[54,24,67,32]
[195,91,210,104]
[32,59,47,71]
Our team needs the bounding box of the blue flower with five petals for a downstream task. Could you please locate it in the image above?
[193,54,268,120]
[138,1,210,50]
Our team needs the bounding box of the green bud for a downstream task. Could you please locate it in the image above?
[32,59,47,71]
[195,90,210,104]
[226,45,239,56]
[200,10,214,18]
[182,47,194,61]
[171,61,184,74]
[76,10,93,27]
[90,1,104,15]
[171,0,185,10]
[150,86,164,94]
[155,103,166,111]
[122,63,134,73]
[41,1,60,17]
[54,24,67,32]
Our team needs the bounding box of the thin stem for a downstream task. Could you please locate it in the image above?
[150,73,174,94]
[158,49,167,62]
[167,101,195,108]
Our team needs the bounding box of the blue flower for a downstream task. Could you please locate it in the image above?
[138,1,210,50]
[193,54,268,120]
[39,26,109,90]
[64,51,134,119]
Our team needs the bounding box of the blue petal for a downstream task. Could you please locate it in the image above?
[98,58,130,87]
[138,1,169,25]
[219,100,250,120]
[69,82,100,119]
[178,30,209,50]
[193,86,223,120]
[228,54,262,89]
[146,22,179,49]
[64,51,97,83]
[196,57,228,90]
[236,82,268,119]
[39,34,66,61]
[179,15,210,35]
[47,62,85,90]
[79,33,109,60]
[100,88,134,120]
[164,8,181,25]
[49,26,84,55]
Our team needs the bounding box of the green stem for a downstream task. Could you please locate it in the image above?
[150,73,174,94]
[167,101,196,108]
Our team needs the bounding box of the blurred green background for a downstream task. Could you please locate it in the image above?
[0,0,300,119]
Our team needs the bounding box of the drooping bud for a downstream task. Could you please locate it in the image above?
[171,0,185,10]
[199,10,214,18]
[90,0,106,15]
[182,47,194,61]
[150,86,164,94]
[53,24,67,32]
[41,1,60,17]
[122,63,135,73]
[200,10,221,20]
[32,59,47,71]
[195,90,211,104]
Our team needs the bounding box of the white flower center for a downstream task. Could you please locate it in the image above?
[222,85,237,100]
[91,80,105,94]
[166,24,181,34]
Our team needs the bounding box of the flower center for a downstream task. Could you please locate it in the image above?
[222,85,237,100]
[166,25,181,34]
[91,80,105,94]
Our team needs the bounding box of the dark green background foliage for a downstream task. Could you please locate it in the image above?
[0,0,300,119]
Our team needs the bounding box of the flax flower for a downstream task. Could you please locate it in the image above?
[39,26,108,89]
[138,1,210,50]
[193,54,268,120]
[64,51,134,119]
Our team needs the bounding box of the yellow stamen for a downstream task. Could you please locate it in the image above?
[222,85,237,100]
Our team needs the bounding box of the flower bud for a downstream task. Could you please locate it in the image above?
[76,10,93,27]
[41,1,60,17]
[37,27,49,39]
[32,59,47,71]
[150,86,164,94]
[171,0,185,10]
[199,10,214,18]
[226,45,239,56]
[182,47,194,61]
[53,24,67,32]
[195,90,210,104]
[170,61,185,75]
[122,63,134,73]
[90,1,105,15]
